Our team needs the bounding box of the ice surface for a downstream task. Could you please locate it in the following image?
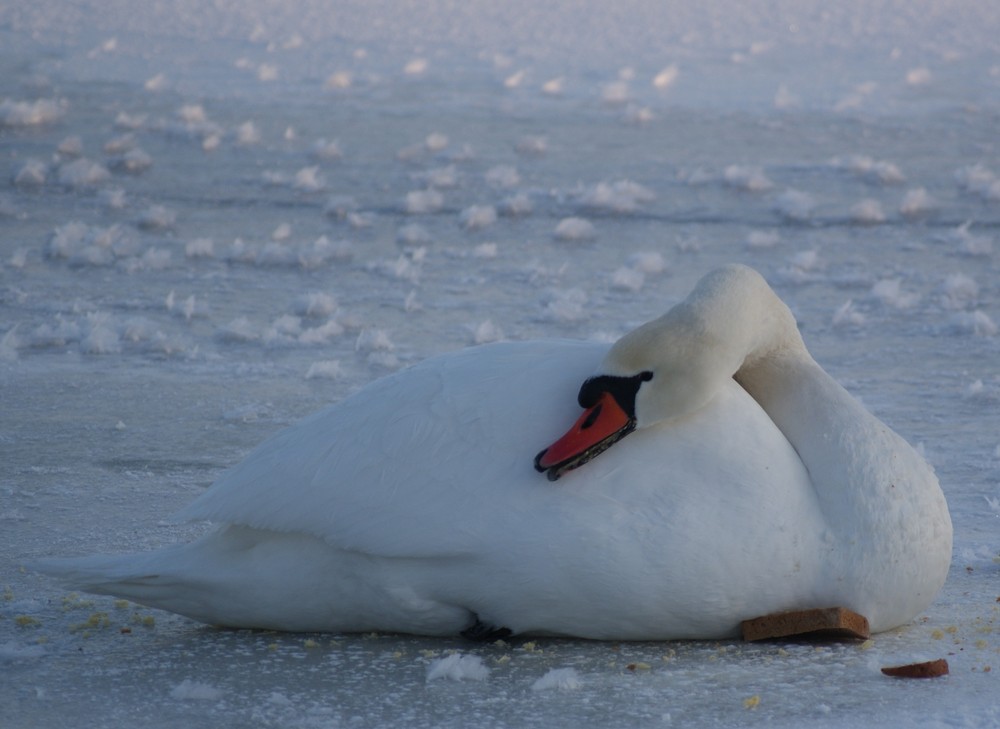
[2,0,1000,727]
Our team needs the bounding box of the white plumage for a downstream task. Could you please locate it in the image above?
[38,265,952,639]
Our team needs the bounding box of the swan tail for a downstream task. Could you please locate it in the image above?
[31,546,210,615]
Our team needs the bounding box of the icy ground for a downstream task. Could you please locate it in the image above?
[2,1,1000,727]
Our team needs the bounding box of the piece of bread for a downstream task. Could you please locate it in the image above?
[741,607,871,641]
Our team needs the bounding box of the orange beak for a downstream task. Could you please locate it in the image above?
[534,392,636,481]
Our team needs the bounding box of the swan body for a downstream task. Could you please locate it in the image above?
[38,265,952,639]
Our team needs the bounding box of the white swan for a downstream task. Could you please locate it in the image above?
[38,265,952,640]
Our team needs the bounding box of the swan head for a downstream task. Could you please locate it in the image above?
[534,264,804,481]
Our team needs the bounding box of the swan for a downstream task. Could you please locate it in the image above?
[37,264,952,640]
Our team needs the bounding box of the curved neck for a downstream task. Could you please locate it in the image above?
[735,350,925,527]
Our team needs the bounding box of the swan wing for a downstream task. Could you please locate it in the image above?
[175,340,604,557]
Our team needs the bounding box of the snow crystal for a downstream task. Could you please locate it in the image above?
[13,159,48,187]
[368,253,422,282]
[499,193,533,217]
[57,158,110,189]
[939,273,979,310]
[355,328,394,353]
[531,667,582,691]
[601,80,630,105]
[542,77,564,95]
[905,67,933,86]
[832,299,866,328]
[830,155,905,185]
[425,653,489,682]
[424,132,448,152]
[136,205,177,231]
[185,238,215,259]
[216,317,259,343]
[652,64,680,90]
[294,293,338,318]
[396,223,433,247]
[540,288,588,322]
[233,121,260,146]
[773,189,815,222]
[723,165,773,193]
[899,188,935,218]
[311,138,342,161]
[515,136,547,156]
[0,98,64,127]
[485,165,521,189]
[57,135,83,156]
[102,134,134,155]
[579,180,655,214]
[460,204,497,230]
[870,279,918,309]
[297,320,344,345]
[745,230,780,249]
[611,266,645,292]
[940,222,993,257]
[554,217,596,241]
[949,311,997,337]
[99,188,127,210]
[626,251,667,275]
[293,166,326,192]
[473,242,497,258]
[170,679,223,701]
[471,320,504,344]
[419,165,459,189]
[0,327,20,361]
[325,71,352,90]
[111,147,153,175]
[305,360,343,380]
[850,199,886,225]
[405,189,445,214]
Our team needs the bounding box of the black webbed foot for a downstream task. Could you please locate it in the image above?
[461,616,513,642]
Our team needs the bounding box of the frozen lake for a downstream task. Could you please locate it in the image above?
[2,1,999,726]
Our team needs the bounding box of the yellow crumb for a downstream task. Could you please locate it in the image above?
[860,639,875,650]
[303,639,318,649]
[777,648,790,657]
[61,593,95,611]
[3,587,13,601]
[268,643,279,652]
[141,615,155,627]
[420,650,439,659]
[945,626,958,635]
[70,613,111,633]
[15,615,40,627]
[627,662,651,671]
[976,640,988,649]
[391,651,403,659]
[743,695,761,709]
[113,600,130,609]
[931,629,944,639]
[495,655,511,665]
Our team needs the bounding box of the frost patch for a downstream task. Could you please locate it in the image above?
[170,679,223,701]
[426,653,489,682]
[531,667,582,691]
[553,217,596,242]
[0,98,65,127]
